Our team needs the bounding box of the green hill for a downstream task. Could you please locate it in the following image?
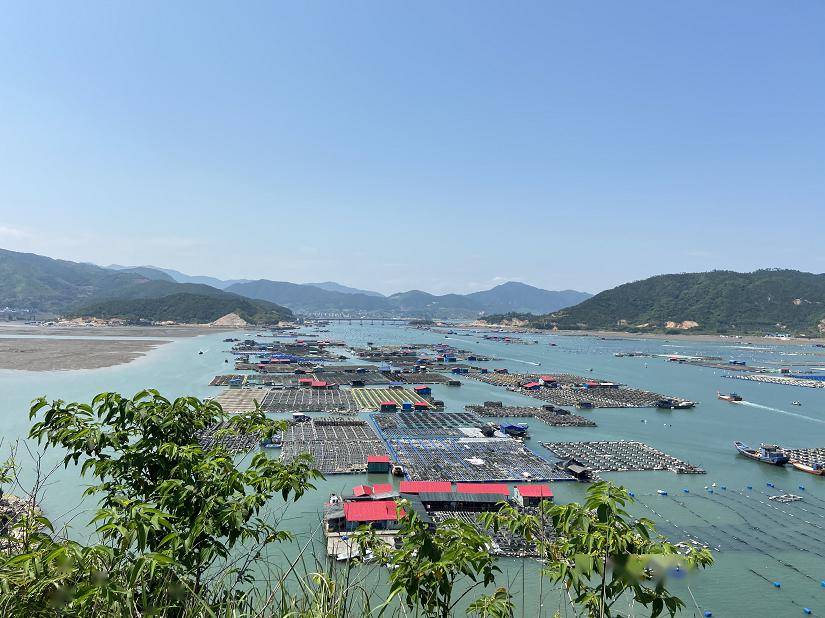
[72,292,292,324]
[0,248,292,324]
[490,270,825,336]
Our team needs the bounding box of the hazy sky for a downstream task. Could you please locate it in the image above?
[1,2,823,295]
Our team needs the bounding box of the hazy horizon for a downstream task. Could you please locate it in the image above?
[1,2,823,295]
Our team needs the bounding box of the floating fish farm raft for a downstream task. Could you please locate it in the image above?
[311,370,391,386]
[261,388,357,413]
[388,438,572,482]
[350,387,432,410]
[393,372,452,384]
[371,410,572,482]
[281,418,387,474]
[373,410,490,438]
[428,510,553,558]
[468,372,689,408]
[782,447,825,465]
[542,441,705,474]
[195,421,260,452]
[211,388,270,413]
[466,402,597,427]
[722,374,825,388]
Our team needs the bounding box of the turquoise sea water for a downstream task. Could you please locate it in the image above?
[2,324,824,616]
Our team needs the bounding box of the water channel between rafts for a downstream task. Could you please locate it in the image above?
[2,323,824,616]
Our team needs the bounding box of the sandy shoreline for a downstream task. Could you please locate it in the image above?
[0,324,231,338]
[0,337,172,371]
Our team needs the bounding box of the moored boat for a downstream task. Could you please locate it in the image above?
[792,461,825,475]
[734,441,789,465]
[718,392,743,403]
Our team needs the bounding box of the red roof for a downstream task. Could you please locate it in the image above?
[414,385,429,391]
[352,485,372,497]
[414,401,430,408]
[523,382,541,388]
[372,483,393,494]
[367,455,391,463]
[310,380,328,387]
[540,375,556,381]
[344,500,403,522]
[298,377,313,384]
[399,481,452,494]
[380,401,397,407]
[516,484,553,498]
[456,483,510,496]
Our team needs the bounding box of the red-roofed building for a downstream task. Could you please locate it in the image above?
[367,454,391,473]
[399,481,452,494]
[343,500,403,524]
[352,484,373,497]
[514,485,553,507]
[413,401,430,410]
[456,483,509,496]
[379,401,398,412]
[310,380,330,388]
[413,385,432,396]
[371,483,393,495]
[522,382,541,390]
[298,377,313,386]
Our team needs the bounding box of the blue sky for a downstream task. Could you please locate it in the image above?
[0,2,823,295]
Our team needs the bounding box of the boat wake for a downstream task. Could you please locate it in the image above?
[503,357,541,366]
[738,401,825,425]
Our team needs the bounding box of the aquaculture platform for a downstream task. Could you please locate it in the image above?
[281,418,387,474]
[351,387,432,410]
[466,403,597,427]
[211,388,271,414]
[723,374,825,388]
[468,372,689,408]
[261,388,357,413]
[542,440,705,474]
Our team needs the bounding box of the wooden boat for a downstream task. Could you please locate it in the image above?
[791,461,825,475]
[734,441,789,465]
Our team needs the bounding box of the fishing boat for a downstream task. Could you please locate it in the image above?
[733,441,789,465]
[260,435,282,449]
[717,392,743,403]
[791,461,825,476]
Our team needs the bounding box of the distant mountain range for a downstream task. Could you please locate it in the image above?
[2,250,292,324]
[485,270,825,336]
[224,279,590,317]
[106,264,590,317]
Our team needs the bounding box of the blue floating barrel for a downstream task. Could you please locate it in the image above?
[721,485,727,490]
[768,482,775,488]
[803,609,812,615]
[707,488,713,494]
[629,492,635,497]
[704,612,713,617]
[821,580,825,587]
[799,485,806,491]
[773,581,781,588]
[747,485,753,490]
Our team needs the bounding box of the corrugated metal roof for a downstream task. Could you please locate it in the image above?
[515,484,553,498]
[372,483,393,494]
[418,492,501,504]
[456,483,510,495]
[344,500,402,522]
[399,481,452,494]
[352,485,372,497]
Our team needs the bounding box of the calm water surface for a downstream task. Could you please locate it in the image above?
[2,324,824,616]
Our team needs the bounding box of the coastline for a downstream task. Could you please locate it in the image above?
[0,337,173,371]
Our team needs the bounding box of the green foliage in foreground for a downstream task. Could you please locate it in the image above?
[0,391,713,617]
